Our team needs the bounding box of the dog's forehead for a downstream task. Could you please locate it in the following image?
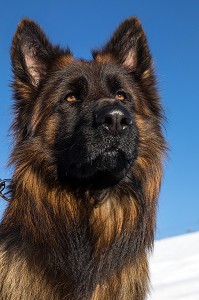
[59,60,128,84]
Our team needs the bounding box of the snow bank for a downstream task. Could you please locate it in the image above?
[148,231,199,300]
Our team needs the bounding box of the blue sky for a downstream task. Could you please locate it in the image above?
[0,0,199,239]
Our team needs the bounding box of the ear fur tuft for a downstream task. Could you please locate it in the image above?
[11,18,71,91]
[93,17,152,76]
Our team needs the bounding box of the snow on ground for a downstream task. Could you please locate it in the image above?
[148,231,199,300]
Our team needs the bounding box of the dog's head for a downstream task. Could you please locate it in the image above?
[11,18,164,189]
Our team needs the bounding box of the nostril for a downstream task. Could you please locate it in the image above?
[121,118,127,126]
[104,116,113,126]
[121,116,133,126]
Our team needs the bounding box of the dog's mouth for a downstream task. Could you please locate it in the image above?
[65,147,135,182]
[56,125,139,188]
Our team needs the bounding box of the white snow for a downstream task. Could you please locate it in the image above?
[148,231,199,300]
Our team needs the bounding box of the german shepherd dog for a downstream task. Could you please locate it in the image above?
[0,17,166,299]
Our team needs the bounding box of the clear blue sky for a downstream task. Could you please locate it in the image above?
[0,0,199,239]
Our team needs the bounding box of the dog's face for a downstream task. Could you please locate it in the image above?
[11,18,163,189]
[54,62,138,183]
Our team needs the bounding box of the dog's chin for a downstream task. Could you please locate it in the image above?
[64,150,134,188]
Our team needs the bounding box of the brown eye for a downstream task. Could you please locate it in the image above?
[66,94,78,102]
[115,91,126,101]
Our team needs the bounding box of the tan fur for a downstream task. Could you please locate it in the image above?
[0,246,59,300]
[94,53,114,64]
[90,194,138,252]
[91,253,149,300]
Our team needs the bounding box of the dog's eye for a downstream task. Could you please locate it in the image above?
[115,91,126,101]
[65,94,78,102]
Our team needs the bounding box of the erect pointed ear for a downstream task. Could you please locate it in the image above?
[11,18,72,97]
[93,17,152,77]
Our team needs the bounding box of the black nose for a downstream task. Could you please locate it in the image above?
[95,105,133,134]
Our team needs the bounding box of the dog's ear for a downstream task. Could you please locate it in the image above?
[93,17,152,77]
[11,19,71,98]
